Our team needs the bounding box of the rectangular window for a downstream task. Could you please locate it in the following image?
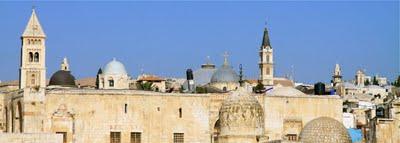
[287,134,297,141]
[131,132,141,143]
[56,132,67,143]
[173,133,184,143]
[110,132,121,143]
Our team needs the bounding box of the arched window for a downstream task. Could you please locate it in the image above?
[29,52,33,62]
[31,74,35,85]
[266,55,270,63]
[223,87,227,92]
[34,52,39,62]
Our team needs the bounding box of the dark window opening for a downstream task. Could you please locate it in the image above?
[131,132,141,143]
[110,132,121,143]
[56,132,67,143]
[179,108,182,118]
[29,52,33,62]
[173,133,184,143]
[34,52,39,62]
[124,104,127,114]
[109,80,114,87]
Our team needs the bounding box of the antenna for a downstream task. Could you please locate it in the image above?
[291,65,295,82]
[239,64,244,86]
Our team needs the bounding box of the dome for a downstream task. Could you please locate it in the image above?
[300,117,351,143]
[266,87,306,96]
[49,70,76,87]
[193,66,217,86]
[103,58,127,75]
[210,64,239,83]
[219,88,264,136]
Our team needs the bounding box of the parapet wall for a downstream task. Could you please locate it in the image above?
[0,133,62,143]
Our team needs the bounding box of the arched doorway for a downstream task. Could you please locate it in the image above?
[213,119,220,143]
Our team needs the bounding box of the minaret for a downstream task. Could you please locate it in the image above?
[259,26,274,86]
[19,8,46,89]
[332,64,342,86]
[61,57,70,71]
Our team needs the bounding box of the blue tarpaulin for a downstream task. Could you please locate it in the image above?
[348,128,363,143]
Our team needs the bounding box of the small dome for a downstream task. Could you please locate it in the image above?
[266,87,306,96]
[219,88,264,136]
[210,64,239,83]
[300,117,351,143]
[103,58,127,75]
[49,70,76,87]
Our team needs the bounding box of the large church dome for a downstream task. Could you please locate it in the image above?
[210,61,239,83]
[300,117,351,143]
[49,70,76,87]
[219,88,264,137]
[103,58,127,75]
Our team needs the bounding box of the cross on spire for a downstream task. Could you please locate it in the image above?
[223,51,229,65]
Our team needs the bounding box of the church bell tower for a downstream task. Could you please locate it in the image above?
[259,26,274,86]
[19,8,46,89]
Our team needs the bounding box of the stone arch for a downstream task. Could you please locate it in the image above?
[213,119,221,143]
[51,104,75,143]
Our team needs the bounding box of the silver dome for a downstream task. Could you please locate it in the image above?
[210,62,239,83]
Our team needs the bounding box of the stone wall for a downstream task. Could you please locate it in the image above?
[263,95,343,141]
[0,133,62,143]
[43,89,212,143]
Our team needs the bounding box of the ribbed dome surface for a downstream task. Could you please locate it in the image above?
[300,117,351,143]
[210,64,239,83]
[103,58,127,75]
[219,88,264,136]
[49,70,76,87]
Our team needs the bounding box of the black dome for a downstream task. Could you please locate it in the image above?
[49,70,76,87]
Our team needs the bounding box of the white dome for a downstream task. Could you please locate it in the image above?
[103,58,128,75]
[267,87,306,96]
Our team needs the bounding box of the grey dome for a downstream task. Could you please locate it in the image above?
[300,117,351,143]
[193,64,217,86]
[49,70,76,87]
[103,58,127,75]
[210,64,239,83]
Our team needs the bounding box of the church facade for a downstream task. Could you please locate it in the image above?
[0,9,350,143]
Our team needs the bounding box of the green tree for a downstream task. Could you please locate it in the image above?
[137,82,153,91]
[372,76,379,85]
[253,82,265,93]
[393,75,400,87]
[364,79,370,86]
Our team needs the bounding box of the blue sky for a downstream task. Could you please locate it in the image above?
[0,1,398,84]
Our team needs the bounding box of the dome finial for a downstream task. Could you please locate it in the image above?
[61,57,70,71]
[112,57,116,61]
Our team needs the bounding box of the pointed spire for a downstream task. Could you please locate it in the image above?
[261,25,271,48]
[22,8,46,37]
[61,57,70,71]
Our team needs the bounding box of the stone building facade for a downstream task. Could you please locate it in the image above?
[0,8,359,143]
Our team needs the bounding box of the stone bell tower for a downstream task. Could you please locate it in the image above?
[19,8,47,89]
[332,64,342,86]
[18,9,48,133]
[259,26,274,86]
